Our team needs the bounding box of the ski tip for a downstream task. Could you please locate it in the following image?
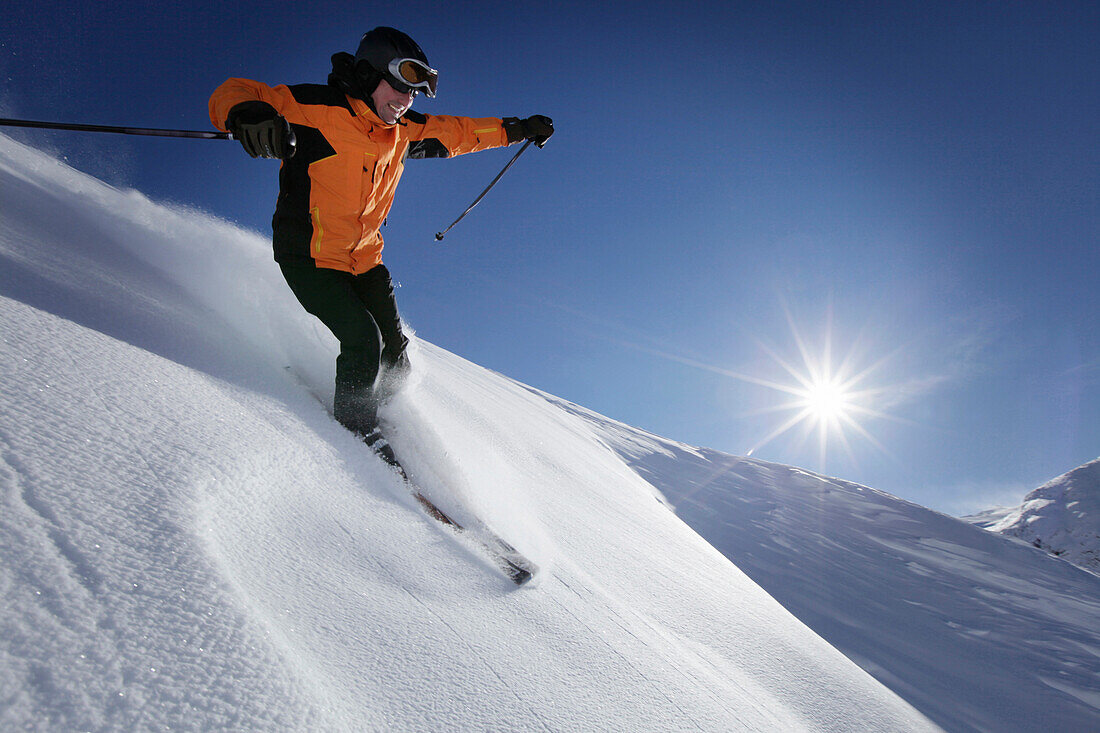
[504,560,538,586]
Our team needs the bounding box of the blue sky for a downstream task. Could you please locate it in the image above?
[2,0,1098,513]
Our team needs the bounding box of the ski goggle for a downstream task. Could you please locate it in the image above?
[386,58,438,98]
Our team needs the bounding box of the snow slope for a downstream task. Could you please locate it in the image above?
[0,133,935,730]
[968,458,1100,577]
[552,399,1100,731]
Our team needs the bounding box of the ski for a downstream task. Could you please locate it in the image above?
[412,492,536,586]
[284,368,536,585]
[363,428,538,586]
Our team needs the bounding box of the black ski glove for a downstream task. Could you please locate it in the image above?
[227,101,296,159]
[503,115,554,148]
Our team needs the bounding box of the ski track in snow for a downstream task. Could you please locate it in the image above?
[1,130,1096,731]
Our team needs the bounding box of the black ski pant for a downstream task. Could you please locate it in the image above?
[279,262,409,435]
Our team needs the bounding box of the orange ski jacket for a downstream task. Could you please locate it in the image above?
[210,77,511,273]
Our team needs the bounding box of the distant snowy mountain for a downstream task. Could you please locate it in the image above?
[961,503,1014,528]
[967,458,1100,576]
[1,132,1098,732]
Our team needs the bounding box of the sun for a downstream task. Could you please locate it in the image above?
[602,298,898,472]
[738,304,896,472]
[802,377,851,424]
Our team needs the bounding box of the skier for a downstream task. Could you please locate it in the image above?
[209,27,552,451]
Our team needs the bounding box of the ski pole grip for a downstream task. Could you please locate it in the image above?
[285,124,298,158]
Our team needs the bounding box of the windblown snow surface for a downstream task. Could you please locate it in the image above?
[0,133,1096,732]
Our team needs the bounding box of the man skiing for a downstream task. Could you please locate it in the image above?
[209,27,552,451]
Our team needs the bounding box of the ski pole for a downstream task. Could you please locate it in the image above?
[0,117,231,140]
[435,139,534,242]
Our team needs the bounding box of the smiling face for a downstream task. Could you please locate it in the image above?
[370,77,416,124]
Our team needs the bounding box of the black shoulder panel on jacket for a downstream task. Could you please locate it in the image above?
[286,124,337,165]
[407,139,451,159]
[271,123,337,266]
[402,110,427,124]
[287,83,353,113]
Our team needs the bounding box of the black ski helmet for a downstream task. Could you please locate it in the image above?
[354,27,436,97]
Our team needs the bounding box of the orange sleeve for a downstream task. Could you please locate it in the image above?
[208,78,303,131]
[413,114,510,157]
